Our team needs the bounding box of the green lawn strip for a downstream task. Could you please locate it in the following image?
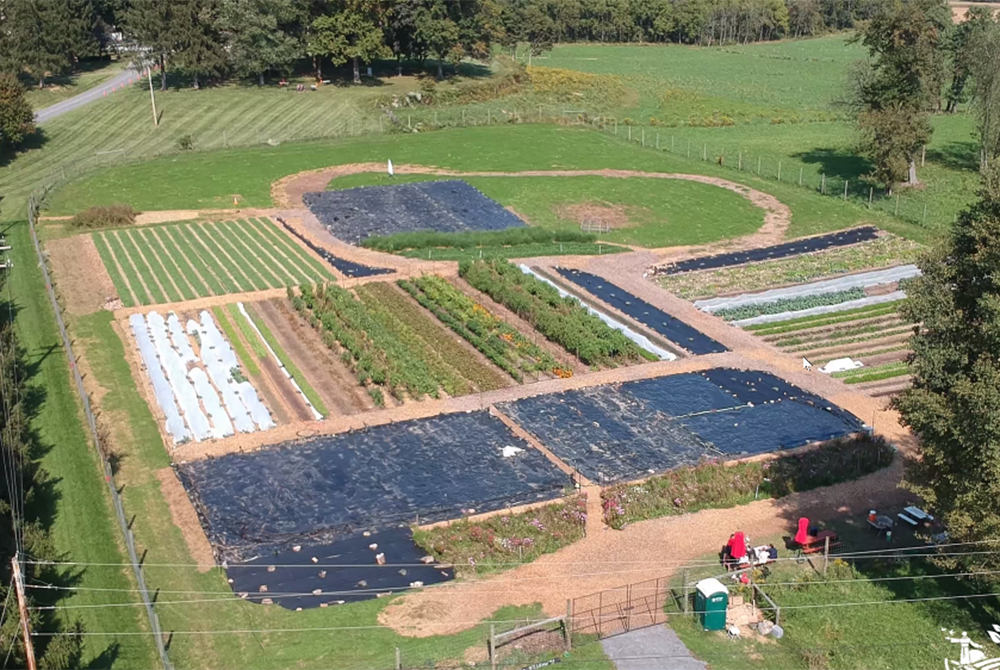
[747,301,903,334]
[203,220,274,291]
[105,230,151,305]
[212,306,261,377]
[195,222,261,292]
[226,303,269,359]
[126,229,183,303]
[216,220,287,288]
[354,284,471,398]
[9,224,158,668]
[136,228,198,301]
[249,217,334,282]
[116,229,168,304]
[160,225,225,296]
[399,242,625,261]
[239,217,316,284]
[241,302,329,416]
[176,224,241,294]
[357,282,508,392]
[784,326,914,352]
[91,232,136,307]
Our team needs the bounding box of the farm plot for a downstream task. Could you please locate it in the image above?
[93,217,336,306]
[176,411,569,562]
[654,226,880,276]
[128,310,275,445]
[459,260,657,367]
[553,267,728,355]
[498,368,864,483]
[293,281,508,404]
[274,215,393,278]
[303,180,526,243]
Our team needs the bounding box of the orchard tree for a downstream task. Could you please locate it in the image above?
[896,165,1000,569]
[0,73,34,153]
[220,0,302,85]
[310,2,391,84]
[848,0,949,190]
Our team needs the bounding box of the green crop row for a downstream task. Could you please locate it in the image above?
[211,306,261,377]
[774,320,910,349]
[816,344,910,366]
[832,360,907,379]
[785,326,914,353]
[400,242,625,261]
[459,259,652,367]
[247,217,335,283]
[226,303,268,359]
[156,226,222,296]
[91,232,135,308]
[136,228,197,301]
[105,231,151,305]
[840,364,911,385]
[361,227,600,253]
[717,287,866,322]
[240,303,329,417]
[746,300,904,334]
[296,282,454,401]
[400,275,563,383]
[116,230,167,304]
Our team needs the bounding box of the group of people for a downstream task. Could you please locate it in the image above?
[721,531,778,570]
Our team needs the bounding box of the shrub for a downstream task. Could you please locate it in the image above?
[177,134,194,151]
[526,66,625,105]
[69,204,139,229]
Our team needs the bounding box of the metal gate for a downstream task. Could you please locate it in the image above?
[570,576,669,640]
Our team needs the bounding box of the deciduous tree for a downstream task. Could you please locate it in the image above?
[0,73,35,153]
[310,2,391,84]
[220,0,303,85]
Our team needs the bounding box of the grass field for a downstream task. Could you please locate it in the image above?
[328,172,765,247]
[25,59,125,110]
[92,217,336,305]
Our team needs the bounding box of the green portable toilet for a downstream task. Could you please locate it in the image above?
[695,578,729,631]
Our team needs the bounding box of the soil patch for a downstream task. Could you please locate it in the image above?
[46,235,118,314]
[156,468,216,571]
[136,210,200,225]
[555,201,643,229]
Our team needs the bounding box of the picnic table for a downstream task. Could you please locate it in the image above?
[899,506,934,527]
[798,530,840,555]
[868,515,894,534]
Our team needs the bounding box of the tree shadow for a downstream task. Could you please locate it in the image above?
[86,642,121,670]
[926,141,979,172]
[18,58,116,91]
[792,147,873,182]
[0,127,48,169]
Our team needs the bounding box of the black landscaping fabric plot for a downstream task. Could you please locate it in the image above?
[178,411,569,563]
[553,268,728,355]
[275,216,393,278]
[226,527,453,610]
[498,369,864,483]
[657,226,881,275]
[304,180,526,242]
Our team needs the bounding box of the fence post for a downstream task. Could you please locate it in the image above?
[921,145,926,167]
[895,193,900,216]
[489,624,497,670]
[869,187,874,207]
[823,536,830,576]
[656,133,659,149]
[671,135,675,152]
[407,114,411,129]
[777,161,781,181]
[687,140,691,157]
[628,125,632,142]
[641,128,645,147]
[538,105,542,120]
[565,599,573,650]
[488,109,491,124]
[462,109,466,125]
[844,180,848,201]
[799,166,803,186]
[395,647,401,670]
[682,569,689,614]
[923,204,928,225]
[738,152,742,171]
[434,111,438,125]
[821,173,826,194]
[757,155,761,174]
[703,143,707,161]
[615,118,618,135]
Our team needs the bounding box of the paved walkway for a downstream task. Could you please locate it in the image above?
[35,66,137,124]
[601,626,707,670]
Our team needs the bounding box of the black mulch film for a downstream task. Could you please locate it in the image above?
[225,527,453,610]
[303,180,526,242]
[177,411,569,562]
[656,226,881,275]
[497,369,865,483]
[275,216,393,278]
[553,268,728,355]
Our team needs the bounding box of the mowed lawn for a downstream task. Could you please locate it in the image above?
[91,217,335,306]
[327,172,765,247]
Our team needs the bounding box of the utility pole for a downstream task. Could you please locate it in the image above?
[147,66,158,127]
[12,555,38,670]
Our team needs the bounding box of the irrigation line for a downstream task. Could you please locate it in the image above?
[25,192,173,670]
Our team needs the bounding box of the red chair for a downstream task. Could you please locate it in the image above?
[794,517,810,545]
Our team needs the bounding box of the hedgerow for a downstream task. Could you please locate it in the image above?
[361,227,599,253]
[458,259,650,366]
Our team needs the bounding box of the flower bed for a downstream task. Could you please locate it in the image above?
[601,435,893,529]
[413,495,588,576]
[460,259,652,367]
[399,275,563,383]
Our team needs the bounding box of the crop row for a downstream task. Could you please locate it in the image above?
[399,276,563,383]
[833,360,908,383]
[458,260,649,367]
[361,227,600,253]
[93,217,336,306]
[715,287,866,322]
[295,283,463,401]
[747,301,903,335]
[773,319,909,349]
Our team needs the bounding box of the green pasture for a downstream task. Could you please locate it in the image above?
[328,172,764,247]
[92,218,335,305]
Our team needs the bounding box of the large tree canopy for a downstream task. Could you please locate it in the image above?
[219,0,303,85]
[896,166,1000,567]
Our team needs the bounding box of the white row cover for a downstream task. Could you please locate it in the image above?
[131,310,275,446]
[695,264,920,313]
[730,291,907,327]
[517,264,677,361]
[237,302,324,421]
